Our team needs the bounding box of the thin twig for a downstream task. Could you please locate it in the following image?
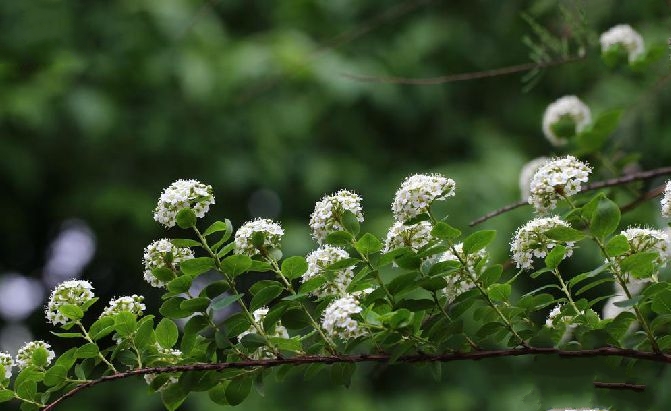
[593,381,646,392]
[236,0,434,104]
[470,166,671,226]
[340,56,584,85]
[44,347,670,410]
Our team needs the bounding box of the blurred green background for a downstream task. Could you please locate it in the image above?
[1,0,671,410]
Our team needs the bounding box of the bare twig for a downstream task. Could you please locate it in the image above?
[340,56,584,85]
[470,166,671,226]
[593,381,646,392]
[44,347,670,410]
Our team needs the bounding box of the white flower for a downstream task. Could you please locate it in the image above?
[238,307,289,359]
[542,96,592,146]
[304,245,356,298]
[511,216,576,270]
[383,221,433,253]
[321,295,366,340]
[16,341,55,369]
[143,239,194,288]
[45,280,95,326]
[600,24,645,63]
[610,228,671,279]
[661,180,671,218]
[546,304,599,329]
[101,295,146,318]
[392,174,456,222]
[153,179,215,228]
[434,243,487,303]
[0,352,13,380]
[519,157,549,200]
[234,218,284,257]
[309,190,364,244]
[528,156,591,213]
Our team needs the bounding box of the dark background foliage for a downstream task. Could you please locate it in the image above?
[1,1,670,410]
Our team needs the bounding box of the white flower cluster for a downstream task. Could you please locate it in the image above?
[153,179,215,228]
[238,307,289,359]
[45,280,95,326]
[600,24,645,63]
[0,352,13,380]
[383,221,433,253]
[304,245,355,298]
[234,218,284,256]
[519,157,549,200]
[542,96,592,146]
[511,216,576,270]
[143,239,194,288]
[392,174,456,222]
[611,228,671,278]
[321,294,366,340]
[101,295,146,318]
[545,304,572,328]
[309,190,364,244]
[661,180,671,218]
[435,243,487,303]
[144,345,183,388]
[528,156,591,213]
[16,341,55,369]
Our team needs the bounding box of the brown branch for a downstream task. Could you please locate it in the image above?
[44,347,671,410]
[469,166,671,226]
[340,56,584,85]
[593,381,646,392]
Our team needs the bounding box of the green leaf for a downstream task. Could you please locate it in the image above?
[211,293,243,311]
[161,383,188,411]
[395,298,435,312]
[613,295,643,308]
[180,297,211,313]
[114,311,137,337]
[171,238,202,248]
[225,376,252,406]
[431,222,461,240]
[327,257,360,270]
[152,267,175,282]
[325,231,354,246]
[544,226,585,242]
[156,318,179,349]
[605,234,630,257]
[620,252,658,279]
[341,210,360,236]
[204,220,229,236]
[175,208,197,229]
[57,304,83,321]
[298,276,327,294]
[180,257,214,276]
[208,382,229,405]
[418,277,447,292]
[50,332,83,338]
[221,255,253,277]
[134,317,155,347]
[160,297,192,319]
[250,285,283,311]
[478,265,503,288]
[387,271,419,295]
[355,233,383,255]
[652,289,671,315]
[330,363,356,388]
[590,197,620,239]
[576,110,622,153]
[544,245,567,269]
[76,343,100,359]
[31,347,49,368]
[487,283,511,302]
[249,260,272,272]
[167,275,192,293]
[281,256,308,280]
[0,389,14,403]
[463,230,496,254]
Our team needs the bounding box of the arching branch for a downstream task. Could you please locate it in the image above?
[44,347,670,411]
[469,166,671,226]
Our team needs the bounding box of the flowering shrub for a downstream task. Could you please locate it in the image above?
[1,9,670,411]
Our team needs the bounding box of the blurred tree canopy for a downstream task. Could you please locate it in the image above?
[1,0,671,410]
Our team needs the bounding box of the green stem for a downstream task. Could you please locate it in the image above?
[14,394,44,407]
[266,257,339,354]
[563,196,661,353]
[552,268,580,315]
[76,322,117,373]
[193,227,283,357]
[351,242,395,305]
